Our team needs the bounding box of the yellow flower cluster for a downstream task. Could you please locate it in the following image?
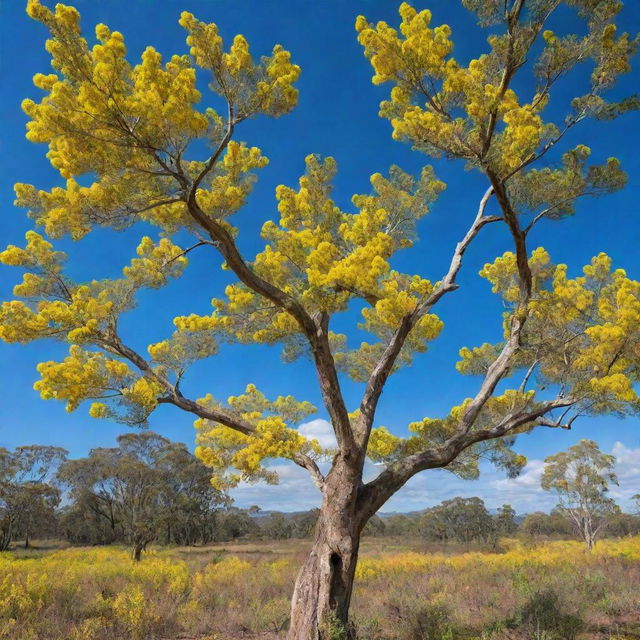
[23,2,205,182]
[195,142,269,220]
[355,536,640,581]
[1,233,187,349]
[408,390,535,450]
[0,230,65,271]
[0,231,193,421]
[33,346,133,413]
[356,4,454,86]
[367,426,403,462]
[123,237,188,289]
[171,156,445,372]
[147,330,218,373]
[460,248,640,414]
[192,385,319,489]
[0,547,188,640]
[18,3,297,241]
[1,537,638,638]
[357,3,551,175]
[179,11,300,118]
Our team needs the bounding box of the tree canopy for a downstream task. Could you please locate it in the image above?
[1,0,638,493]
[1,1,638,636]
[542,438,619,549]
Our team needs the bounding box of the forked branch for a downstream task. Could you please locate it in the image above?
[355,395,575,523]
[358,186,499,432]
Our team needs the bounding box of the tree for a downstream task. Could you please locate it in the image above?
[154,440,231,546]
[213,507,259,541]
[606,511,640,537]
[421,497,495,544]
[58,431,226,558]
[0,445,67,549]
[494,504,518,537]
[261,512,295,540]
[383,513,421,537]
[520,510,572,537]
[1,0,638,636]
[541,439,619,550]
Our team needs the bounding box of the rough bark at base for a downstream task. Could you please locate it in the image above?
[287,522,360,639]
[287,460,362,640]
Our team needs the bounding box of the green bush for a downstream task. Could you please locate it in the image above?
[512,589,583,640]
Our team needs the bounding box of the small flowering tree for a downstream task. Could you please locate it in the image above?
[2,1,638,637]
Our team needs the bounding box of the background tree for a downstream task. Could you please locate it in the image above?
[1,0,638,637]
[494,504,518,537]
[541,439,619,550]
[520,509,573,538]
[58,431,227,558]
[0,445,67,550]
[154,439,231,546]
[420,497,495,544]
[383,513,421,538]
[213,507,259,541]
[606,511,640,537]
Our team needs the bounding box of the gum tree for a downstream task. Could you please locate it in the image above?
[541,438,619,550]
[0,445,67,549]
[1,0,639,637]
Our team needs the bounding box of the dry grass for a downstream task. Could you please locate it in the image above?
[1,536,639,639]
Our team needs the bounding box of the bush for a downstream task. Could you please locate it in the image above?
[512,589,583,640]
[400,602,457,640]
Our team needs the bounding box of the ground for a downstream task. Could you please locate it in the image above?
[1,536,639,639]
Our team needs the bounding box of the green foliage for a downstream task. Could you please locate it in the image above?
[511,589,584,640]
[399,602,457,640]
[0,445,67,550]
[57,432,228,556]
[541,439,619,548]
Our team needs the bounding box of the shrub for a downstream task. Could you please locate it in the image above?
[512,589,584,640]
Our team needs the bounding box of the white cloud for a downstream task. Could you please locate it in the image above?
[230,462,324,511]
[609,441,640,507]
[229,437,640,515]
[297,418,338,449]
[488,459,555,512]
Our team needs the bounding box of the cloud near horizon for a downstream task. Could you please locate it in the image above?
[229,420,640,514]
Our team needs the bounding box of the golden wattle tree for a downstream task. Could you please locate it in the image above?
[2,0,639,637]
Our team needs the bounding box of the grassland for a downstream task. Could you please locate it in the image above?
[0,536,638,639]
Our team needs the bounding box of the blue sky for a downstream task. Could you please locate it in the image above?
[0,0,638,513]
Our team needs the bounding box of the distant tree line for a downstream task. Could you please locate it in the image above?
[0,433,248,558]
[1,433,639,557]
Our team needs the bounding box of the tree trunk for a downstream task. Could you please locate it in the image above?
[24,533,29,549]
[133,542,143,562]
[287,460,362,640]
[584,519,595,552]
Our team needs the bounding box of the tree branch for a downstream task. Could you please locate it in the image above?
[97,333,257,436]
[358,187,499,432]
[181,137,354,452]
[163,240,215,266]
[187,102,236,208]
[488,171,532,300]
[355,396,574,523]
[519,358,539,392]
[292,453,325,490]
[481,0,525,157]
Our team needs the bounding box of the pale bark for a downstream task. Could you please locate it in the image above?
[287,459,362,640]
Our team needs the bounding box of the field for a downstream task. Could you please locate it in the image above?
[1,537,639,640]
